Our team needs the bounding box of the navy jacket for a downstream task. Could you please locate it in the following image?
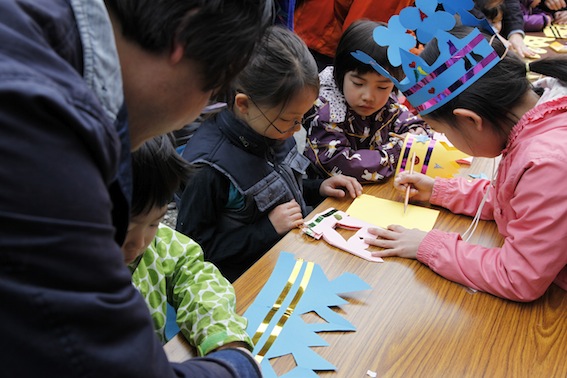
[178,109,322,282]
[0,1,260,376]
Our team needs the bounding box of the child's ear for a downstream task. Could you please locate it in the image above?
[453,108,483,131]
[169,42,184,65]
[234,93,251,115]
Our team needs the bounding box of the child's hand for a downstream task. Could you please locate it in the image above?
[544,0,566,10]
[554,10,567,24]
[409,127,428,136]
[394,171,434,203]
[364,225,427,259]
[319,174,362,199]
[268,199,303,235]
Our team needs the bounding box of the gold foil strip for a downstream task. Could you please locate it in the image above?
[255,261,314,362]
[251,258,304,345]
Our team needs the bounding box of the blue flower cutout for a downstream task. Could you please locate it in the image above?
[438,0,474,16]
[414,134,431,144]
[438,0,495,34]
[399,0,456,44]
[372,15,416,67]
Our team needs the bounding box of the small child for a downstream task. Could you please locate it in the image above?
[365,23,567,301]
[303,20,429,183]
[177,25,362,282]
[475,0,507,33]
[123,135,253,355]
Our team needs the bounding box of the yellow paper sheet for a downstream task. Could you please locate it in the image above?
[544,25,567,39]
[346,194,439,231]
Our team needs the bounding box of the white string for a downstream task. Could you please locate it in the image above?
[461,158,498,242]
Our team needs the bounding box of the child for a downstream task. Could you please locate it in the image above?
[475,0,506,33]
[520,0,553,32]
[364,23,567,301]
[124,135,253,356]
[303,20,429,183]
[177,26,362,282]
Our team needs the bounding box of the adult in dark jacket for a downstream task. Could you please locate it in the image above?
[0,0,271,377]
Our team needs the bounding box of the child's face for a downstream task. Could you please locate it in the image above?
[491,10,503,33]
[121,205,168,264]
[243,87,318,140]
[342,70,394,117]
[423,116,504,158]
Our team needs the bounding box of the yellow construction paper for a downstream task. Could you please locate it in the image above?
[524,35,554,49]
[346,194,440,231]
[544,25,567,38]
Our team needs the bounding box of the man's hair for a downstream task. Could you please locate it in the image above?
[105,0,275,92]
[333,20,402,92]
[131,135,191,216]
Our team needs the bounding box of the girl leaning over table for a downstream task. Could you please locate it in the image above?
[364,22,567,301]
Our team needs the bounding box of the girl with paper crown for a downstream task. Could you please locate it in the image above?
[364,0,567,301]
[177,26,362,282]
[303,19,430,184]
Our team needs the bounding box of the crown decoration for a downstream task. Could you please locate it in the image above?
[395,134,470,179]
[352,0,500,115]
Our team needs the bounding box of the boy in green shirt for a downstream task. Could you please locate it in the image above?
[122,135,253,355]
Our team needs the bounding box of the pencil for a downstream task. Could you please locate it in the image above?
[389,132,405,140]
[404,151,416,214]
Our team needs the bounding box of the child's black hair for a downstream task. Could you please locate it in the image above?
[231,25,319,110]
[131,134,191,216]
[419,25,567,137]
[333,19,403,92]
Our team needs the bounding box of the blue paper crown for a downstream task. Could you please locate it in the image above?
[352,0,500,115]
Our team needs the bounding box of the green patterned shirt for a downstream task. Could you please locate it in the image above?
[129,224,253,355]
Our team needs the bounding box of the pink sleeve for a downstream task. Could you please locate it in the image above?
[418,159,567,302]
[430,177,495,220]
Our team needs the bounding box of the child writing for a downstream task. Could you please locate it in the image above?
[303,20,429,183]
[177,26,362,282]
[124,135,254,357]
[365,23,567,302]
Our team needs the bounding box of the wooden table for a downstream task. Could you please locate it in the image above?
[165,158,567,377]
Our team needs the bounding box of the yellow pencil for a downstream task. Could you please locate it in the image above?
[389,132,405,140]
[404,151,416,214]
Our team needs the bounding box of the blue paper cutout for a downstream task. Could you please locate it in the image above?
[438,0,495,34]
[415,134,431,144]
[373,16,416,67]
[244,252,371,378]
[351,0,501,115]
[399,0,456,44]
[469,172,489,180]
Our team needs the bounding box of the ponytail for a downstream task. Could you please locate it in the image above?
[527,56,567,82]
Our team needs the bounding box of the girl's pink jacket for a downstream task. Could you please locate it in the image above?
[418,82,567,302]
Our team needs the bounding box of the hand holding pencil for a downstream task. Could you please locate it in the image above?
[404,152,416,214]
[394,159,435,206]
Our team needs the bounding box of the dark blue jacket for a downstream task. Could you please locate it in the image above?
[178,109,316,282]
[0,1,260,376]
